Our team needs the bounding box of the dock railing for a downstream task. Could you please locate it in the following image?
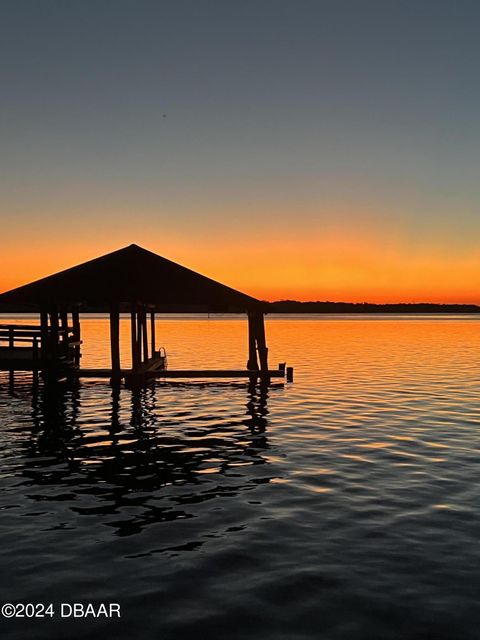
[0,323,81,369]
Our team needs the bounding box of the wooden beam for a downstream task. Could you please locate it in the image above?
[150,369,280,379]
[109,303,120,375]
[78,368,285,379]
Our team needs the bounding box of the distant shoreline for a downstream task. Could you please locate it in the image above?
[265,302,480,313]
[1,302,480,314]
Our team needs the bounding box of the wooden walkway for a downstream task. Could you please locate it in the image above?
[78,368,288,379]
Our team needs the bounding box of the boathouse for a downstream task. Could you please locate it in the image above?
[0,244,289,384]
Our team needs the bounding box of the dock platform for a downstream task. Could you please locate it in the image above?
[79,367,288,380]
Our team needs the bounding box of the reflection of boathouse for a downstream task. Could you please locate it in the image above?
[0,244,291,385]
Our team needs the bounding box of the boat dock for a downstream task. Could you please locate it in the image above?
[0,244,293,387]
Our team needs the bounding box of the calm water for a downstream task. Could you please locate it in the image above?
[1,315,480,639]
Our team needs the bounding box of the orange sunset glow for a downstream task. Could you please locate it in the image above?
[2,1,480,305]
[2,225,480,304]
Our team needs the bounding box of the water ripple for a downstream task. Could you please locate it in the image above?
[2,317,480,639]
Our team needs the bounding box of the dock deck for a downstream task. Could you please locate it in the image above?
[79,367,287,379]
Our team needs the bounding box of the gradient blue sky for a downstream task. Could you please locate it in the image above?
[2,0,480,301]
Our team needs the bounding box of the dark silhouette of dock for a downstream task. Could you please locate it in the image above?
[0,244,292,386]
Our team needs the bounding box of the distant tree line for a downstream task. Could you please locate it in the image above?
[265,301,480,313]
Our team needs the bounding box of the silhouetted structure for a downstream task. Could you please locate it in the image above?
[0,244,288,385]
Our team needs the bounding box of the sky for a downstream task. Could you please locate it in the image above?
[1,0,480,303]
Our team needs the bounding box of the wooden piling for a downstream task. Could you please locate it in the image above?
[141,307,148,362]
[135,308,143,364]
[49,307,59,357]
[40,308,49,361]
[109,304,120,376]
[255,312,269,373]
[32,337,39,384]
[130,306,140,370]
[247,311,259,370]
[72,306,81,366]
[150,311,156,356]
[59,308,69,351]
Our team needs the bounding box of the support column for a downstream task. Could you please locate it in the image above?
[255,312,269,373]
[136,307,143,364]
[32,337,39,384]
[130,305,140,371]
[247,311,259,370]
[72,306,81,367]
[141,307,148,362]
[49,306,59,358]
[59,308,69,354]
[40,308,49,361]
[150,311,156,357]
[109,303,120,377]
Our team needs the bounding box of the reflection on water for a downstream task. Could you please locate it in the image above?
[11,378,273,537]
[2,316,480,640]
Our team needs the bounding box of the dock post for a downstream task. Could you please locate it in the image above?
[141,307,148,362]
[49,307,59,358]
[8,327,14,387]
[32,337,39,385]
[109,303,121,380]
[247,311,259,370]
[255,312,269,378]
[150,311,156,357]
[59,308,69,354]
[130,305,140,370]
[286,367,294,382]
[135,307,143,365]
[40,307,49,363]
[72,306,81,367]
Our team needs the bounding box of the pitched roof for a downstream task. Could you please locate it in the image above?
[0,244,261,311]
